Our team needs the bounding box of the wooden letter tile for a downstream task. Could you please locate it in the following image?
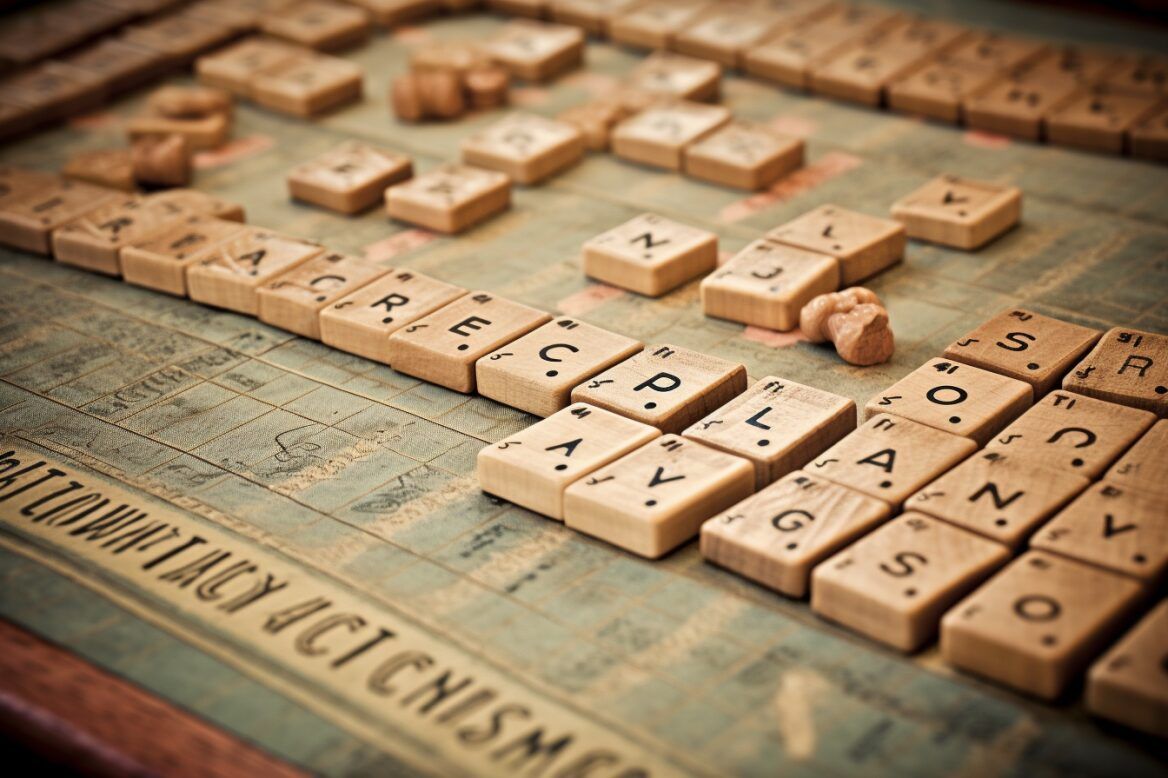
[582,212,717,297]
[1129,103,1168,162]
[1063,328,1168,417]
[484,20,584,82]
[890,175,1022,250]
[570,344,747,434]
[186,228,325,315]
[683,120,804,191]
[385,164,511,234]
[195,36,302,97]
[962,72,1079,141]
[906,451,1089,549]
[288,141,412,214]
[120,215,247,296]
[609,1,708,50]
[319,270,466,364]
[1106,420,1168,497]
[125,113,230,152]
[683,376,856,490]
[477,402,660,520]
[673,2,821,69]
[1086,599,1168,738]
[0,167,58,209]
[476,317,642,417]
[700,238,839,331]
[808,414,977,507]
[886,56,1000,124]
[0,179,118,254]
[811,512,1010,652]
[145,189,245,223]
[563,434,755,558]
[460,113,585,185]
[386,292,551,392]
[865,358,1033,445]
[625,52,721,102]
[51,195,193,276]
[251,51,363,117]
[810,21,951,107]
[702,470,892,598]
[548,0,641,36]
[1045,88,1162,154]
[767,204,905,286]
[256,252,386,339]
[260,0,371,51]
[611,100,731,171]
[941,551,1144,700]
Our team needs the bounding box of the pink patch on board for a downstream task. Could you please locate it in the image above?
[557,283,625,315]
[741,326,808,349]
[193,135,275,169]
[511,87,550,107]
[68,112,119,130]
[769,115,817,139]
[718,151,862,224]
[364,229,438,263]
[963,130,1012,149]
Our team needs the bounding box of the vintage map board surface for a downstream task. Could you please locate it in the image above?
[1,2,1166,775]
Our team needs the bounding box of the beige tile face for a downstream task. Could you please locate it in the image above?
[811,36,932,105]
[701,470,891,597]
[943,308,1101,395]
[985,390,1154,478]
[260,0,369,50]
[626,52,720,101]
[120,215,248,296]
[582,212,717,297]
[1063,328,1168,417]
[385,164,511,234]
[941,551,1144,700]
[674,5,811,66]
[811,512,1010,652]
[808,413,978,507]
[889,175,1022,250]
[477,402,661,520]
[476,317,642,418]
[1106,420,1168,497]
[196,36,301,95]
[563,434,755,558]
[460,113,584,185]
[146,189,245,223]
[609,1,708,49]
[906,451,1088,549]
[0,179,118,254]
[887,60,999,123]
[945,33,1048,71]
[251,53,363,117]
[186,228,325,316]
[1102,56,1168,95]
[963,76,1079,140]
[571,344,747,434]
[0,167,58,208]
[484,20,584,81]
[611,101,731,170]
[1030,482,1168,582]
[1046,90,1162,153]
[287,142,413,214]
[683,376,856,489]
[256,252,386,339]
[767,204,905,285]
[51,195,190,276]
[683,120,804,190]
[865,357,1033,445]
[1087,599,1168,739]
[700,239,839,331]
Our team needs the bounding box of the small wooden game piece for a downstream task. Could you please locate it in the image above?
[946,32,1048,72]
[251,52,363,117]
[906,451,1089,549]
[1023,46,1121,86]
[799,287,894,366]
[461,113,585,185]
[1086,599,1168,739]
[571,344,747,434]
[608,0,709,50]
[350,0,441,26]
[1106,420,1168,497]
[582,212,717,297]
[51,195,189,276]
[0,63,106,125]
[485,20,585,82]
[145,87,232,123]
[943,308,1101,396]
[256,252,386,339]
[145,188,246,223]
[1045,88,1162,154]
[940,551,1144,700]
[410,40,489,76]
[195,36,303,97]
[464,66,510,109]
[126,113,231,152]
[319,270,466,363]
[59,38,168,95]
[548,0,641,36]
[1129,103,1168,162]
[809,22,949,106]
[131,133,191,188]
[887,57,1001,123]
[1063,328,1168,417]
[186,228,325,315]
[486,0,546,19]
[477,317,642,417]
[767,204,905,286]
[626,52,721,102]
[0,179,118,255]
[683,376,856,489]
[963,74,1080,141]
[683,120,804,191]
[891,174,1021,249]
[260,0,371,51]
[122,10,239,64]
[611,100,730,170]
[478,402,660,519]
[391,74,427,122]
[385,164,511,234]
[0,167,57,208]
[701,239,838,332]
[702,470,892,598]
[986,391,1154,478]
[866,357,1032,446]
[62,149,136,192]
[120,215,248,296]
[808,414,978,507]
[418,70,467,119]
[556,97,638,151]
[812,512,1010,652]
[563,434,754,558]
[1101,55,1166,95]
[673,2,821,69]
[288,142,412,214]
[1031,482,1168,582]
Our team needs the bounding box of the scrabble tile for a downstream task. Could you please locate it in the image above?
[126,112,231,152]
[478,402,660,519]
[891,174,1021,250]
[1086,599,1168,738]
[571,344,747,434]
[1102,55,1168,95]
[350,0,441,26]
[1063,328,1168,417]
[887,57,1001,123]
[673,1,825,69]
[1045,88,1163,154]
[702,470,892,597]
[1129,103,1168,162]
[1024,47,1121,87]
[195,36,303,97]
[0,179,119,255]
[251,51,363,117]
[563,434,754,558]
[682,376,855,490]
[256,252,386,339]
[767,204,905,286]
[477,317,642,417]
[260,0,371,51]
[943,308,1101,396]
[611,100,731,171]
[941,551,1144,700]
[146,188,246,223]
[122,10,239,64]
[608,1,709,50]
[812,512,1010,652]
[59,38,170,94]
[0,167,57,209]
[120,215,247,296]
[460,113,585,185]
[385,164,511,234]
[700,239,838,331]
[626,52,720,102]
[549,0,641,36]
[1106,420,1168,497]
[1031,482,1168,582]
[486,0,546,20]
[866,358,1032,446]
[962,74,1080,141]
[62,149,136,192]
[319,270,466,363]
[0,62,107,125]
[683,120,804,191]
[186,228,325,315]
[944,33,1048,73]
[484,20,585,82]
[288,141,413,214]
[808,414,977,507]
[906,451,1089,549]
[386,292,551,392]
[50,195,191,276]
[582,212,717,297]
